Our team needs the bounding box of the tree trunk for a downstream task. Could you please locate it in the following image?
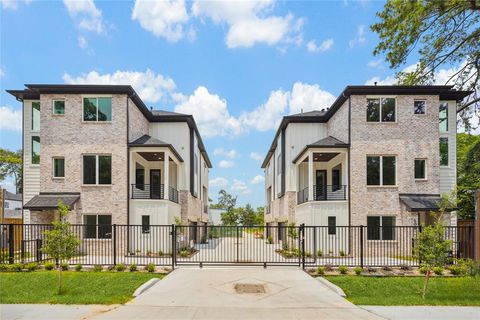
[58,265,63,294]
[422,269,431,299]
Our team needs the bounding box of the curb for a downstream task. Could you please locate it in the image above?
[133,278,160,297]
[316,277,346,297]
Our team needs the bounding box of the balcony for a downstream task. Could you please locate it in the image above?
[297,185,347,204]
[131,184,179,203]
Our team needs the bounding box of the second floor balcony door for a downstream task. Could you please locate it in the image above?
[315,170,327,200]
[150,169,161,199]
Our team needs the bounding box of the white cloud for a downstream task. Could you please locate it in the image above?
[214,148,237,159]
[192,0,303,48]
[0,67,4,78]
[349,24,366,48]
[251,175,265,185]
[367,59,382,68]
[306,38,333,53]
[174,86,243,137]
[0,106,22,132]
[132,0,189,42]
[63,69,176,103]
[1,0,31,10]
[218,160,234,168]
[63,0,105,34]
[231,179,251,194]
[364,75,396,85]
[288,82,336,114]
[78,36,88,49]
[250,152,263,161]
[209,177,228,188]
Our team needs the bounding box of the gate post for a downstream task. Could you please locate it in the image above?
[8,224,14,264]
[113,224,117,266]
[300,224,305,270]
[236,225,240,263]
[360,225,364,269]
[36,239,42,262]
[171,224,176,270]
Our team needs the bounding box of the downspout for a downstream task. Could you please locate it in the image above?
[126,93,135,229]
[21,99,24,223]
[347,94,352,228]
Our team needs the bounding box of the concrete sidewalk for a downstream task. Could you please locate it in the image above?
[0,304,116,320]
[361,306,480,320]
[88,267,383,319]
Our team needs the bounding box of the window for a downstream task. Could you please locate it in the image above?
[367,216,395,240]
[83,97,112,122]
[135,167,145,190]
[440,138,449,166]
[414,159,426,180]
[367,98,396,122]
[83,155,111,185]
[332,168,341,191]
[142,215,150,234]
[53,158,65,178]
[439,102,448,132]
[328,216,336,235]
[31,136,40,164]
[53,100,65,115]
[367,156,396,186]
[84,215,112,239]
[32,101,40,131]
[414,100,426,115]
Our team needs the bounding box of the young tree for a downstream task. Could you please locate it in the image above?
[220,209,239,226]
[42,202,80,294]
[238,204,257,226]
[0,148,22,194]
[457,133,480,219]
[371,1,479,131]
[414,194,455,298]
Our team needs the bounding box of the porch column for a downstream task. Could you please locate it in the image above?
[164,150,170,201]
[308,151,313,201]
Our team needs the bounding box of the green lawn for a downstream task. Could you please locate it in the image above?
[325,276,480,306]
[0,271,163,304]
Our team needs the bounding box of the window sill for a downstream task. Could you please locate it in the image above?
[82,238,112,241]
[52,114,65,117]
[366,185,398,189]
[414,178,428,182]
[81,121,112,124]
[367,240,398,243]
[81,184,112,187]
[366,121,398,124]
[52,177,65,180]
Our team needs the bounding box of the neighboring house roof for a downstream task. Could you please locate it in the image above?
[23,192,80,210]
[129,135,184,162]
[261,85,473,167]
[292,136,349,164]
[6,84,212,168]
[4,190,22,202]
[399,194,455,212]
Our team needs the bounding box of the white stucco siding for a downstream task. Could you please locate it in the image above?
[439,100,457,195]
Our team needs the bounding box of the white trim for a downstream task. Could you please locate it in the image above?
[52,99,66,116]
[366,155,397,186]
[52,157,65,179]
[81,96,113,123]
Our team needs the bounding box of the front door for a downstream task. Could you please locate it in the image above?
[150,169,161,199]
[315,170,327,200]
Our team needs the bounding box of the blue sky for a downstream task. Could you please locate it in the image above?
[0,0,469,207]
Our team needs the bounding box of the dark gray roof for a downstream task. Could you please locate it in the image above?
[292,136,349,164]
[129,135,184,162]
[4,190,22,201]
[289,110,327,117]
[399,194,455,212]
[23,193,80,210]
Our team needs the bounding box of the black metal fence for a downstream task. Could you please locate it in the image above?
[0,224,475,268]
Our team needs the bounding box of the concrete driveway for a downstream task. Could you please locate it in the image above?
[89,267,383,320]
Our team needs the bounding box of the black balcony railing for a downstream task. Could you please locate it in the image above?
[297,185,347,204]
[131,184,179,203]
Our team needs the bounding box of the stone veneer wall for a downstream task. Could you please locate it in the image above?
[39,94,128,225]
[268,191,296,224]
[349,95,441,226]
[179,190,208,224]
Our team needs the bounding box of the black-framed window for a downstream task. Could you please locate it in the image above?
[83,97,112,122]
[414,159,426,180]
[32,101,40,130]
[31,136,40,164]
[83,155,111,185]
[84,214,112,239]
[332,169,341,191]
[142,215,150,234]
[53,100,65,115]
[328,216,336,235]
[136,168,145,190]
[367,216,395,240]
[439,102,448,132]
[53,157,65,178]
[414,100,426,115]
[440,138,449,166]
[367,98,396,122]
[367,155,396,186]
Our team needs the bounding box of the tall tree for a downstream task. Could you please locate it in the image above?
[371,1,479,131]
[217,189,238,225]
[457,133,480,219]
[0,148,22,194]
[217,189,237,210]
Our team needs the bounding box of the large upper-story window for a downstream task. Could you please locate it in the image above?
[367,98,396,122]
[83,97,112,122]
[367,155,396,186]
[31,136,40,164]
[439,102,448,132]
[83,155,112,185]
[440,138,449,166]
[32,102,40,130]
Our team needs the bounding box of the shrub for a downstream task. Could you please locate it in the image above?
[74,264,82,272]
[107,265,115,271]
[44,262,55,271]
[456,259,479,277]
[433,267,444,275]
[10,263,23,272]
[282,242,289,251]
[383,266,393,272]
[339,250,346,257]
[419,266,428,274]
[93,265,103,272]
[399,264,411,271]
[147,250,152,256]
[129,264,137,272]
[0,264,9,272]
[157,250,164,257]
[115,263,126,272]
[26,262,38,272]
[146,263,155,273]
[324,264,334,272]
[180,250,189,257]
[267,235,273,244]
[338,266,348,275]
[60,263,69,271]
[317,266,325,275]
[354,267,363,275]
[305,251,312,258]
[317,250,323,257]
